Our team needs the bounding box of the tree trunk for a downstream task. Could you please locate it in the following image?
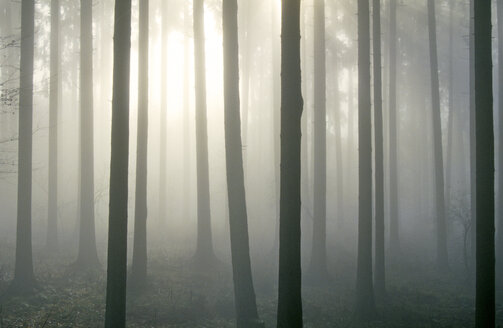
[193,0,216,263]
[427,0,448,269]
[75,0,100,269]
[183,0,191,222]
[497,0,503,287]
[373,0,385,298]
[474,1,494,326]
[272,0,280,253]
[11,0,36,293]
[131,0,149,288]
[388,0,399,257]
[159,0,168,232]
[445,0,454,221]
[104,0,131,326]
[355,0,376,319]
[277,0,303,327]
[222,1,263,326]
[46,0,60,253]
[469,0,476,279]
[308,0,328,281]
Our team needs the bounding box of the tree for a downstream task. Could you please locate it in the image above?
[193,0,216,264]
[46,0,60,252]
[308,0,329,282]
[10,0,36,293]
[130,0,149,288]
[388,0,399,257]
[159,0,168,232]
[474,1,494,327]
[75,0,100,269]
[222,1,263,326]
[496,0,503,287]
[355,0,376,319]
[277,0,303,327]
[427,0,448,268]
[372,0,385,298]
[104,0,131,326]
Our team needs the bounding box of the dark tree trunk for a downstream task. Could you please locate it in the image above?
[373,0,385,298]
[474,2,494,327]
[308,0,329,281]
[355,0,376,319]
[159,0,168,231]
[75,0,100,269]
[469,0,476,278]
[131,0,149,288]
[193,0,216,263]
[276,0,303,327]
[104,0,131,326]
[388,0,399,256]
[497,0,503,287]
[427,0,448,269]
[11,0,36,293]
[222,1,263,326]
[46,0,60,253]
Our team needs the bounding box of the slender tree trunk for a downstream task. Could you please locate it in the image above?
[355,0,376,319]
[272,0,280,252]
[241,0,252,163]
[46,0,60,253]
[474,1,494,326]
[469,0,476,278]
[388,0,399,256]
[445,0,454,219]
[222,2,263,326]
[159,0,168,232]
[193,0,216,263]
[131,0,149,288]
[373,0,385,298]
[496,0,503,287]
[75,0,100,269]
[104,0,131,326]
[277,0,303,327]
[308,0,328,281]
[11,0,36,293]
[427,0,448,269]
[183,1,191,222]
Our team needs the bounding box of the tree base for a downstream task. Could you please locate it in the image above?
[2,276,38,300]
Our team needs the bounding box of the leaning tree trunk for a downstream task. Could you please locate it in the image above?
[355,0,376,319]
[474,2,495,327]
[75,0,100,269]
[308,0,329,281]
[11,0,36,293]
[372,0,385,298]
[193,0,216,264]
[104,0,131,326]
[46,0,60,253]
[222,1,263,327]
[427,0,448,269]
[131,0,149,288]
[276,0,303,327]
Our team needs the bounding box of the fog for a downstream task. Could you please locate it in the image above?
[0,0,500,327]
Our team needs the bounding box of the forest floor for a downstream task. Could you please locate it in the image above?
[0,243,502,328]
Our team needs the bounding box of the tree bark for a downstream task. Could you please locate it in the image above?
[12,0,36,293]
[427,0,448,269]
[373,0,385,298]
[355,0,376,319]
[277,0,303,327]
[474,1,495,327]
[104,0,131,326]
[222,1,263,326]
[497,0,503,288]
[131,0,149,288]
[75,0,100,269]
